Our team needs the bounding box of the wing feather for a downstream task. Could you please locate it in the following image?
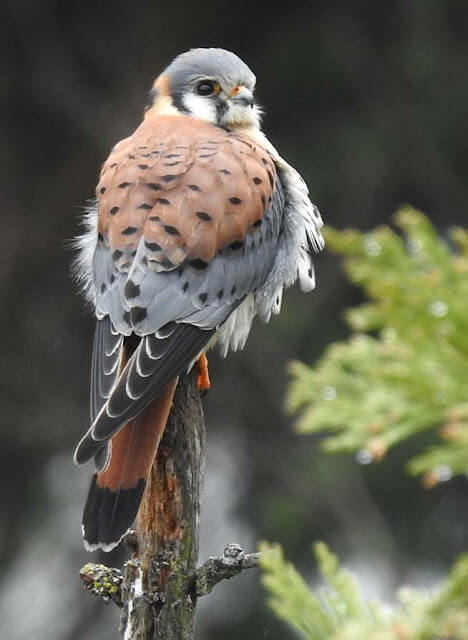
[74,324,214,466]
[90,317,123,421]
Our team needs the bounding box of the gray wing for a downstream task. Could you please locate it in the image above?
[74,183,285,466]
[94,182,284,336]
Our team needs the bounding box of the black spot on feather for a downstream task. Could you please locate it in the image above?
[160,257,175,269]
[164,225,180,236]
[124,281,140,299]
[145,241,161,251]
[131,307,147,324]
[196,211,212,221]
[189,258,208,270]
[122,226,138,235]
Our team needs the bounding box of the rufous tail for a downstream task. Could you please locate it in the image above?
[82,379,178,551]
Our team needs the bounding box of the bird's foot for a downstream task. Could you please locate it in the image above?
[197,352,211,394]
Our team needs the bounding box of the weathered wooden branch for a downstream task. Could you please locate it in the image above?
[195,544,263,597]
[79,369,264,638]
[79,544,265,610]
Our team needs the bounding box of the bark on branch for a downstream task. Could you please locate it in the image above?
[195,544,263,597]
[121,371,204,639]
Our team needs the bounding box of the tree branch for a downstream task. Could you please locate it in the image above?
[120,370,204,639]
[80,563,123,608]
[79,370,265,637]
[195,543,263,597]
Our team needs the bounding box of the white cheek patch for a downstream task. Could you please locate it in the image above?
[182,94,217,123]
[223,103,262,129]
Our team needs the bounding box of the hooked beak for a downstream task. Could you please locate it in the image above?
[228,85,254,107]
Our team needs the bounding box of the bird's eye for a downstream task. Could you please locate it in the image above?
[196,81,216,96]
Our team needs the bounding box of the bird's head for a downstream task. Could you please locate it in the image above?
[146,48,262,131]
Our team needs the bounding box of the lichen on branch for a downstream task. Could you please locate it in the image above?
[80,563,123,607]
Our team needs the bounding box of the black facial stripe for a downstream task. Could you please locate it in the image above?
[215,97,228,126]
[171,91,191,115]
[215,98,228,115]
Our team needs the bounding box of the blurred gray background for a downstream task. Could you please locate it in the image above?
[1,1,467,638]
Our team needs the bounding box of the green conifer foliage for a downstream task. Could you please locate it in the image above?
[260,211,468,639]
[287,209,468,484]
[260,542,468,640]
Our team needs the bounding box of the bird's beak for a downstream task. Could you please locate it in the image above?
[228,85,254,107]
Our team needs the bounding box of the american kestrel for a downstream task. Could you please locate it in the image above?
[73,48,324,551]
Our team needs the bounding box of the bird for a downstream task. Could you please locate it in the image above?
[73,48,324,552]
